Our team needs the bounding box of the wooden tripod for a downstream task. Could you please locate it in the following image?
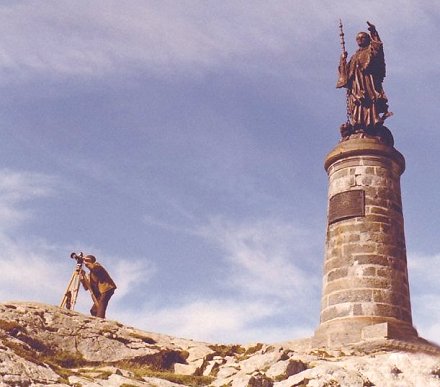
[60,263,98,310]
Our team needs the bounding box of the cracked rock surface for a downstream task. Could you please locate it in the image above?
[1,301,440,386]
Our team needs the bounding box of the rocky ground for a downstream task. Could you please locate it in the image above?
[1,302,440,386]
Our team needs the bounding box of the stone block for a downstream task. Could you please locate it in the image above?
[368,206,389,216]
[362,266,376,276]
[328,289,372,306]
[327,267,348,282]
[372,290,395,304]
[353,304,363,316]
[323,276,389,294]
[361,176,373,186]
[361,322,390,340]
[348,234,361,242]
[353,255,387,266]
[333,169,349,179]
[375,303,400,318]
[368,214,391,224]
[343,244,376,255]
[324,255,356,272]
[376,267,392,278]
[320,303,351,322]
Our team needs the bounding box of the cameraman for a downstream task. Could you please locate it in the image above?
[80,255,117,319]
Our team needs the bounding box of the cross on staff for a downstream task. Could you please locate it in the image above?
[339,19,346,54]
[338,19,351,124]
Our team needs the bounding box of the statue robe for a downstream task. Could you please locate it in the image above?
[337,34,389,130]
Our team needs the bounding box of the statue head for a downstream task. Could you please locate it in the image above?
[356,32,371,48]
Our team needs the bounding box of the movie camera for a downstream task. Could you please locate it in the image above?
[60,252,97,311]
[70,252,84,265]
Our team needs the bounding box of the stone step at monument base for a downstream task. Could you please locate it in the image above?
[313,317,418,348]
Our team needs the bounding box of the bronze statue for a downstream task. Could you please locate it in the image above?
[337,21,393,144]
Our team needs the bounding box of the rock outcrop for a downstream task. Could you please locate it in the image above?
[1,302,440,386]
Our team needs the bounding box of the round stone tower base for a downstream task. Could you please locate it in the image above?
[314,136,419,348]
[313,317,418,348]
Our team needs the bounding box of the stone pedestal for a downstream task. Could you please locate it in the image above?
[314,136,418,347]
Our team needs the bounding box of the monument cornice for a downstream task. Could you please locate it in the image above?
[324,137,405,174]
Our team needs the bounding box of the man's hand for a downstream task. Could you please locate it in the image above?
[341,51,348,60]
[80,270,90,290]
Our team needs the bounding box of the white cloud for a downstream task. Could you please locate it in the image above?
[411,293,440,346]
[0,168,156,316]
[112,216,320,343]
[197,217,320,300]
[0,235,63,303]
[407,252,440,344]
[2,1,437,81]
[0,1,296,79]
[408,252,439,292]
[115,297,313,344]
[0,169,57,230]
[0,230,156,316]
[111,257,156,299]
[0,169,71,304]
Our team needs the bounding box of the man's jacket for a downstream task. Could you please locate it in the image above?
[84,262,117,296]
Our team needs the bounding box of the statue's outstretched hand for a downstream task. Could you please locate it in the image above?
[367,21,376,32]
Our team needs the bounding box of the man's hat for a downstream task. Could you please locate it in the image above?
[84,255,96,263]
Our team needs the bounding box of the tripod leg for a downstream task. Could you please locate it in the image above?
[69,273,81,310]
[60,266,100,313]
[60,270,81,310]
[60,271,77,309]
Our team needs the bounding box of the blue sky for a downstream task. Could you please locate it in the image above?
[1,0,440,344]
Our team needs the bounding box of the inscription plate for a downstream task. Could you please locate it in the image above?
[328,190,365,224]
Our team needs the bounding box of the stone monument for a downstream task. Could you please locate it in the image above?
[314,22,419,346]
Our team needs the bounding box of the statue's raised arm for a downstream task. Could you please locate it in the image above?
[366,21,379,40]
[337,21,393,143]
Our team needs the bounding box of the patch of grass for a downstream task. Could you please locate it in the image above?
[135,368,214,386]
[128,332,157,344]
[101,329,159,346]
[431,367,440,378]
[309,349,334,359]
[54,367,78,382]
[207,361,221,377]
[208,344,246,358]
[79,369,113,379]
[235,343,265,361]
[18,334,51,353]
[4,339,47,367]
[4,333,100,385]
[289,378,310,387]
[51,349,91,368]
[274,373,286,382]
[115,349,188,371]
[0,319,52,358]
[248,374,274,386]
[244,343,264,356]
[99,328,133,345]
[0,319,25,335]
[114,352,213,386]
